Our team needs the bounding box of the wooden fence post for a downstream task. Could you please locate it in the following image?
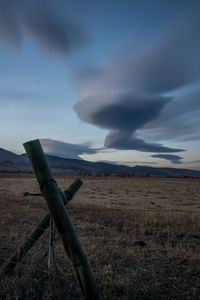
[0,179,82,277]
[24,139,102,300]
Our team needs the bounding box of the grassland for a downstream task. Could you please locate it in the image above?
[0,174,200,299]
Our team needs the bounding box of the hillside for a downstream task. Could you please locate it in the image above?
[0,148,29,172]
[0,148,200,177]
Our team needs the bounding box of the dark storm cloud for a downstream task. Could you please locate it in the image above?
[75,3,200,153]
[0,0,86,55]
[151,154,183,164]
[40,139,97,160]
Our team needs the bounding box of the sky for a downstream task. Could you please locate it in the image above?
[0,0,200,170]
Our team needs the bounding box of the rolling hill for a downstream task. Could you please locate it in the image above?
[0,148,200,177]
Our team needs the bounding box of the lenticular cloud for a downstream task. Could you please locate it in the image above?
[74,4,200,153]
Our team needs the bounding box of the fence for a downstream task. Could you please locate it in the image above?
[0,217,87,299]
[0,139,102,300]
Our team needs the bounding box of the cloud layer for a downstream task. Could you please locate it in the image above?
[0,0,86,55]
[40,138,97,160]
[74,3,200,154]
[75,92,184,152]
[151,154,183,164]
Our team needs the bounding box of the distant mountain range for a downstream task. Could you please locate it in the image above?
[0,147,200,177]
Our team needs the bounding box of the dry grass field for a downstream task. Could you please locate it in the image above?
[0,174,200,299]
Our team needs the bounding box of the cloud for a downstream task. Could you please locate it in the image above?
[123,5,200,94]
[121,161,158,166]
[74,3,200,153]
[141,84,200,142]
[75,92,185,153]
[77,4,200,96]
[0,0,86,55]
[0,88,36,101]
[150,154,183,164]
[76,93,170,131]
[104,131,184,153]
[184,160,200,164]
[0,0,21,47]
[40,138,98,160]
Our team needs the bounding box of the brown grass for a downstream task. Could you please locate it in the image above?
[0,174,200,299]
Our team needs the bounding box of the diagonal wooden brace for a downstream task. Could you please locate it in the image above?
[0,179,82,277]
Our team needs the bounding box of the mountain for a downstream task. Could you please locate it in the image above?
[0,148,30,172]
[0,148,22,162]
[20,153,132,175]
[0,148,200,177]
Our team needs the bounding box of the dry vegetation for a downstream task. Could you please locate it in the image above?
[0,174,200,299]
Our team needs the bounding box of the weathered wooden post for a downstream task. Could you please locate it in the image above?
[24,139,102,300]
[0,179,82,277]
